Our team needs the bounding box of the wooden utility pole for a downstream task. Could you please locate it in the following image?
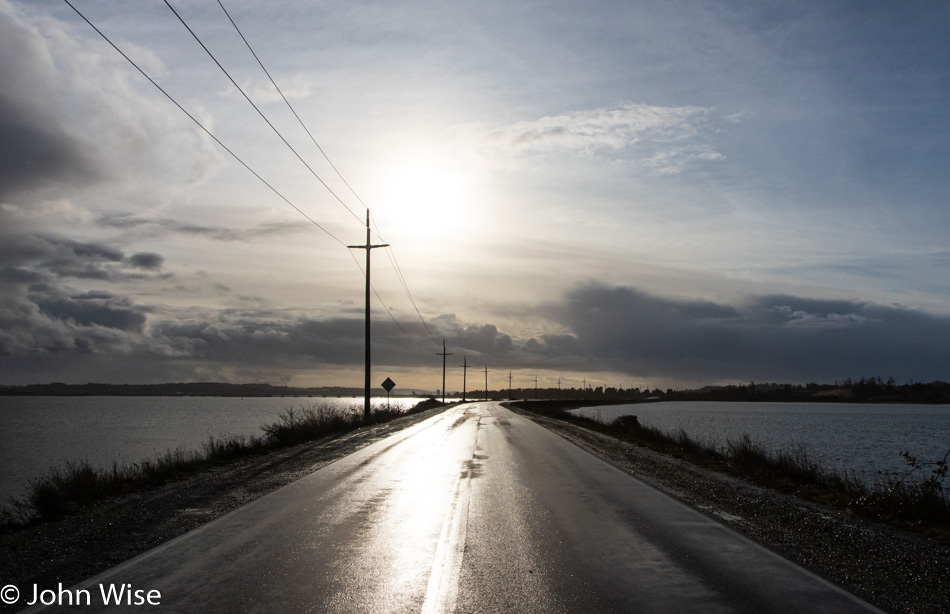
[460,356,469,401]
[348,210,388,419]
[508,370,513,400]
[437,339,452,403]
[483,365,490,401]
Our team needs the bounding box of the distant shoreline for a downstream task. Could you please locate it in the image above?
[0,382,430,398]
[2,379,948,403]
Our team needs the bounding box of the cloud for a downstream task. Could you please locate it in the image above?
[479,103,726,173]
[0,284,150,357]
[0,1,225,205]
[95,212,310,242]
[551,283,950,385]
[0,2,99,199]
[0,204,172,297]
[5,234,164,283]
[32,289,147,333]
[129,252,164,270]
[2,277,948,387]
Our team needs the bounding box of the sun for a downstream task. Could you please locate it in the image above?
[378,158,468,237]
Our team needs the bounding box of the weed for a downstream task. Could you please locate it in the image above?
[513,400,950,537]
[1,398,444,531]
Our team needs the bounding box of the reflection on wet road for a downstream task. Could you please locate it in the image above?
[27,403,883,613]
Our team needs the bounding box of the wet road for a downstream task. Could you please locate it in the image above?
[24,403,883,613]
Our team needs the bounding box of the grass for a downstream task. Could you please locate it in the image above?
[1,398,446,531]
[512,400,950,540]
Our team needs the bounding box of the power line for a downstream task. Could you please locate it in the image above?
[212,0,437,346]
[72,1,435,353]
[162,0,365,226]
[63,0,348,248]
[344,251,411,340]
[216,0,370,214]
[372,216,434,341]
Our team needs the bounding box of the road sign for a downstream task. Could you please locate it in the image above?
[381,377,396,392]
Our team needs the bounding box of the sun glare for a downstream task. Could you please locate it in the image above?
[378,158,468,237]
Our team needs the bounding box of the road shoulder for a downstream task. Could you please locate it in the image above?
[0,404,451,606]
[507,404,949,614]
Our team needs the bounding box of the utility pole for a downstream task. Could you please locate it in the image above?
[460,356,469,401]
[348,210,388,419]
[508,370,513,400]
[558,377,561,401]
[535,375,538,399]
[484,365,490,401]
[437,339,452,404]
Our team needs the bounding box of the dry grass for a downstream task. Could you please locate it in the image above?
[2,398,445,530]
[513,400,950,539]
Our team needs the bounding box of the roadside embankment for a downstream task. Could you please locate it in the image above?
[0,402,451,609]
[3,400,947,613]
[507,401,950,614]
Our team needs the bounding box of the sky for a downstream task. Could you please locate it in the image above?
[1,0,949,392]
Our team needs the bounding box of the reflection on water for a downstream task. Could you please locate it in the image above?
[0,396,428,500]
[571,401,950,484]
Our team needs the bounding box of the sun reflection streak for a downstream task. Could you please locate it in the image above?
[321,407,481,612]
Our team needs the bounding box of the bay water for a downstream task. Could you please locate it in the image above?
[571,401,950,484]
[0,395,427,502]
[3,397,947,503]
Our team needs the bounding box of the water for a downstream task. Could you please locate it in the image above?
[571,401,950,484]
[0,396,428,501]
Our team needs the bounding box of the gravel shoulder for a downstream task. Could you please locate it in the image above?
[507,405,950,614]
[2,402,947,614]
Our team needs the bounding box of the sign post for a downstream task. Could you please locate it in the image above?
[381,377,396,410]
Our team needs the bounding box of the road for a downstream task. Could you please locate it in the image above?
[22,403,883,613]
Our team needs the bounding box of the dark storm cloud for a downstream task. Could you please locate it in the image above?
[437,320,513,356]
[0,5,98,200]
[2,263,948,386]
[8,235,124,282]
[152,316,368,367]
[0,228,172,285]
[32,294,147,333]
[0,214,172,365]
[0,266,47,284]
[0,285,150,357]
[0,110,95,199]
[129,252,164,270]
[552,283,950,384]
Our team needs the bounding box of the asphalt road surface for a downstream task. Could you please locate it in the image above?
[21,403,884,613]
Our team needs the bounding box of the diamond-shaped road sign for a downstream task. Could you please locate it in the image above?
[381,377,396,392]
